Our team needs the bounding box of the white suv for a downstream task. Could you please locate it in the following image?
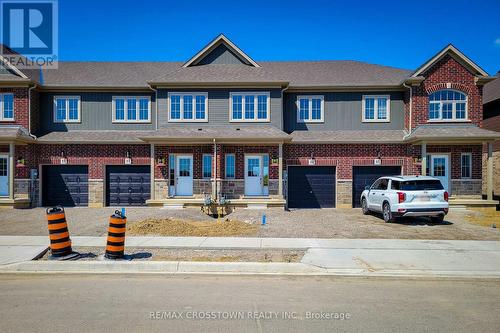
[360,176,449,223]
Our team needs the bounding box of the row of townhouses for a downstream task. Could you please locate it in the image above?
[0,34,499,209]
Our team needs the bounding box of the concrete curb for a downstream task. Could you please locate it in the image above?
[1,260,500,279]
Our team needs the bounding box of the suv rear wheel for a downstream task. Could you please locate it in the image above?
[382,202,396,223]
[361,198,370,215]
[430,215,444,224]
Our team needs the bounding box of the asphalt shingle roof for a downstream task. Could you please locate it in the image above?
[36,130,150,144]
[0,125,34,142]
[36,126,290,143]
[406,124,500,142]
[290,130,407,143]
[40,61,412,88]
[139,126,290,142]
[483,73,500,104]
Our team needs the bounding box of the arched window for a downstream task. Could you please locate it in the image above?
[429,90,467,121]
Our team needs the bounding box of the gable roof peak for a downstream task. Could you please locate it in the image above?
[411,43,489,78]
[183,34,260,68]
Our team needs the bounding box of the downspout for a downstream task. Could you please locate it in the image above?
[213,138,217,202]
[147,84,158,131]
[28,83,38,140]
[280,83,290,130]
[402,81,412,140]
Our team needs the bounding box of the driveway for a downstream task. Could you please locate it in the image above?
[0,207,498,240]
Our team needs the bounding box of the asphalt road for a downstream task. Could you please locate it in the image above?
[0,274,499,333]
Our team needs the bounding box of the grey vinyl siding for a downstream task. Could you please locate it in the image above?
[157,88,283,129]
[284,91,405,132]
[196,44,249,66]
[38,92,156,135]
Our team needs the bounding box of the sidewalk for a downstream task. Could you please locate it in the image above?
[1,237,499,278]
[1,235,500,250]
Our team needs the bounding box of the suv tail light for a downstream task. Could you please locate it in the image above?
[397,192,406,203]
[444,191,449,202]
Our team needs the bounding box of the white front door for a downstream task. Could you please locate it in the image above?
[0,155,8,196]
[245,155,263,196]
[175,155,193,196]
[430,155,449,193]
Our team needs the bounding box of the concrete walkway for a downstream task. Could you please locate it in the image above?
[0,246,48,265]
[1,235,500,250]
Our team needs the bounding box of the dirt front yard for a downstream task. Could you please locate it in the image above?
[0,206,498,240]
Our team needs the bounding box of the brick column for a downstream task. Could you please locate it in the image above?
[487,142,493,200]
[278,143,283,197]
[421,142,427,176]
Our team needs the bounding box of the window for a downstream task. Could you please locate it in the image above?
[428,90,467,121]
[230,92,270,122]
[362,95,390,122]
[297,96,324,123]
[0,93,14,121]
[112,97,151,123]
[225,154,235,179]
[202,154,212,179]
[396,180,444,191]
[168,93,208,122]
[53,96,80,123]
[461,153,472,179]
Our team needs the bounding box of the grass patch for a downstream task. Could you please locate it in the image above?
[465,210,500,228]
[127,218,259,237]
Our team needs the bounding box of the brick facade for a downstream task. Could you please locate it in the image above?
[411,54,483,129]
[0,87,29,129]
[284,144,413,179]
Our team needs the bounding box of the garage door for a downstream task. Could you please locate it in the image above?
[106,165,150,206]
[352,166,401,207]
[288,166,336,208]
[42,165,89,207]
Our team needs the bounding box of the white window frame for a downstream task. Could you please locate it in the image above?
[112,96,151,123]
[428,90,468,122]
[229,92,271,122]
[460,152,472,179]
[362,95,391,122]
[225,153,236,179]
[167,92,208,122]
[0,93,14,121]
[202,154,213,179]
[53,96,81,123]
[296,95,324,123]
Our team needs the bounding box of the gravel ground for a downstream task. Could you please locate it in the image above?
[39,247,304,262]
[0,206,498,240]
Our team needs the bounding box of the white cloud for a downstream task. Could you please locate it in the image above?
[495,38,500,45]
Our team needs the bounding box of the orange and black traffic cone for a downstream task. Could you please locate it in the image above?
[46,206,79,260]
[104,210,127,260]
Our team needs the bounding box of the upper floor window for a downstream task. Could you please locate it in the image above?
[230,92,270,122]
[113,96,151,123]
[428,90,467,121]
[297,95,324,123]
[362,95,390,122]
[0,93,14,121]
[53,96,80,123]
[168,92,208,122]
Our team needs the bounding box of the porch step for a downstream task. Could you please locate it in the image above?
[246,204,268,209]
[162,204,184,210]
[449,198,499,210]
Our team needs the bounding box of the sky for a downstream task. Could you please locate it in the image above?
[56,0,500,74]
